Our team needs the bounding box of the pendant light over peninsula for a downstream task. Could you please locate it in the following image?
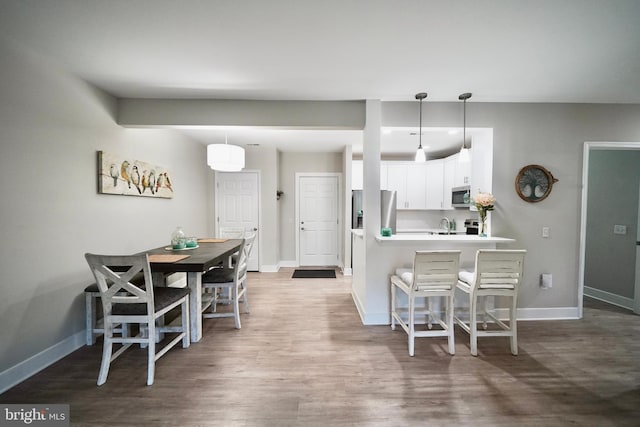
[414,92,428,163]
[458,92,472,163]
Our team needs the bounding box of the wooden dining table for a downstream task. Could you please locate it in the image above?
[143,238,243,343]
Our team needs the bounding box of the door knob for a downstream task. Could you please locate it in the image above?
[301,227,305,230]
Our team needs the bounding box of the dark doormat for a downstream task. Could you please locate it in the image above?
[292,269,336,279]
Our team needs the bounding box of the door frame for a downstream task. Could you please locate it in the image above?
[214,169,262,271]
[295,172,343,267]
[579,141,640,317]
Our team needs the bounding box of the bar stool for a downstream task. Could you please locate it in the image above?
[390,250,461,356]
[454,249,526,356]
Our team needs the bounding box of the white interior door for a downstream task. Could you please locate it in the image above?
[298,175,339,266]
[216,171,260,271]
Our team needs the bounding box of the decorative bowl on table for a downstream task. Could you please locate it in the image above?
[172,241,186,250]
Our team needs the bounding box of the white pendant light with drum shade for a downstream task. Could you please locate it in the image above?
[207,134,245,172]
[458,92,472,163]
[414,92,428,163]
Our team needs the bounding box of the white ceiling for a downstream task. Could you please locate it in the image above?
[1,0,639,154]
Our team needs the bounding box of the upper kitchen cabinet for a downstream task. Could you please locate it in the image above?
[352,128,492,211]
[454,152,471,187]
[425,159,444,209]
[386,162,427,209]
[469,133,493,200]
[443,151,472,209]
[443,130,494,208]
[443,151,472,188]
[443,155,456,210]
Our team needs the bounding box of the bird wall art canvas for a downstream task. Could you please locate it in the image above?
[97,151,174,198]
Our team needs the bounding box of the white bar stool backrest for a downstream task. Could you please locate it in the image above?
[412,250,461,292]
[472,249,526,292]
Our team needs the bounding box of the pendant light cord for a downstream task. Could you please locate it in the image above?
[415,92,428,150]
[463,99,466,150]
[458,93,472,151]
[419,98,423,149]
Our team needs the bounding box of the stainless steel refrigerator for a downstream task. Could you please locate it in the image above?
[352,190,397,234]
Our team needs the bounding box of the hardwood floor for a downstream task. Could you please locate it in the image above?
[2,270,639,426]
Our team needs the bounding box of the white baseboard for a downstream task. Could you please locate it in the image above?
[361,311,392,325]
[257,261,297,272]
[584,286,634,311]
[350,290,391,325]
[0,331,85,394]
[343,268,353,276]
[279,260,297,268]
[350,290,366,324]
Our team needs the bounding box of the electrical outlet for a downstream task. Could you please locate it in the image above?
[613,224,627,235]
[542,227,550,238]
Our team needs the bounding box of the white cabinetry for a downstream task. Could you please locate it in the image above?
[386,163,427,209]
[443,156,456,210]
[406,165,427,209]
[443,151,472,210]
[425,159,444,209]
[453,152,471,187]
[353,150,479,211]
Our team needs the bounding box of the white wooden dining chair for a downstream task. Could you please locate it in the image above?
[84,253,190,386]
[454,249,526,356]
[84,271,152,345]
[390,250,461,356]
[201,235,252,329]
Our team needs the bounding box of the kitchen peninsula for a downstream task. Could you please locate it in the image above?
[351,229,515,324]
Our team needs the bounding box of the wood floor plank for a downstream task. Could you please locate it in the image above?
[1,270,639,426]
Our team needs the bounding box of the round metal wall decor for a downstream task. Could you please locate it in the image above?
[515,164,558,203]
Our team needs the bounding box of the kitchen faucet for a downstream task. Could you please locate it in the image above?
[440,217,450,234]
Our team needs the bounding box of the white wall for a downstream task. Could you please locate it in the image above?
[277,152,343,264]
[243,146,279,269]
[0,40,211,384]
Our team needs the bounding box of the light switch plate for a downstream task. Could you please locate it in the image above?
[540,273,552,289]
[542,227,550,238]
[613,224,627,235]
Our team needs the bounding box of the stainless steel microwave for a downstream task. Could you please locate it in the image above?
[452,186,471,208]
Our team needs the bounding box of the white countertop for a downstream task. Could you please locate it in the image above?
[353,229,513,243]
[397,228,467,235]
[375,233,514,243]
